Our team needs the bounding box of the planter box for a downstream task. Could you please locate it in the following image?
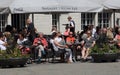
[0,58,28,68]
[91,53,118,62]
[117,52,120,59]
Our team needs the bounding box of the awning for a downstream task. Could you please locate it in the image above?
[0,0,14,14]
[103,0,120,9]
[10,0,103,13]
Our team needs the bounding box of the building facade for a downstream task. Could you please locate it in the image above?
[0,11,120,34]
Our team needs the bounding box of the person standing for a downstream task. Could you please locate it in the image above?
[67,16,75,34]
[26,18,36,43]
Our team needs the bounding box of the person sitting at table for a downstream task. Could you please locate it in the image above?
[81,30,95,61]
[66,32,76,62]
[50,32,73,63]
[33,32,48,63]
[17,33,30,54]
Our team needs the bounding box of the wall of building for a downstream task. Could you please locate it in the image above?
[34,14,52,34]
[3,12,120,34]
[33,13,82,34]
[7,14,11,25]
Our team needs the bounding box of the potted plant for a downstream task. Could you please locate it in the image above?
[91,44,119,62]
[0,46,29,68]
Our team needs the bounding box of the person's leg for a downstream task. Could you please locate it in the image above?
[35,46,42,63]
[65,48,73,63]
[39,45,46,55]
[75,45,81,60]
[81,47,86,59]
[70,46,76,62]
[84,48,90,60]
[60,49,65,62]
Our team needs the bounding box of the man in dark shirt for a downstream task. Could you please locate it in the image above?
[26,19,36,43]
[67,16,75,34]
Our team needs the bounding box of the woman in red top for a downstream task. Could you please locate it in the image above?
[66,32,75,46]
[33,32,48,63]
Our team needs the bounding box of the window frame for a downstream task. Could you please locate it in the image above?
[81,13,95,30]
[52,13,60,30]
[98,12,111,28]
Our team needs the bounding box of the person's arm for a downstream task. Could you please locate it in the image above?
[2,42,7,46]
[43,39,48,48]
[33,38,38,46]
[114,35,117,41]
[81,40,85,46]
[54,40,66,48]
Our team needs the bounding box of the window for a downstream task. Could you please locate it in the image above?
[116,18,120,26]
[98,12,111,28]
[0,14,8,32]
[11,14,29,30]
[52,13,59,30]
[81,13,95,30]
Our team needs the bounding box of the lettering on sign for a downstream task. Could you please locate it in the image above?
[42,7,77,11]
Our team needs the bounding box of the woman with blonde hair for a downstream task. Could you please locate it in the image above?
[106,27,114,39]
[106,27,115,46]
[81,30,96,61]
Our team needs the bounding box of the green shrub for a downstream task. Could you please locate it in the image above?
[91,44,119,54]
[0,46,30,59]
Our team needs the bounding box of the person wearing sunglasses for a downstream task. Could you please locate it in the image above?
[81,30,95,61]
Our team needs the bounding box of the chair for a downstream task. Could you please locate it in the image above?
[74,44,82,61]
[50,43,65,63]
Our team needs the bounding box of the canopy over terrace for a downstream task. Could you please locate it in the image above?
[0,0,14,14]
[103,0,120,9]
[10,0,103,13]
[103,0,120,27]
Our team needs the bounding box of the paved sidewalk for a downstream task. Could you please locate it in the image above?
[0,62,120,75]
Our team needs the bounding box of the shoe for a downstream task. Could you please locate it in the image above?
[81,58,86,62]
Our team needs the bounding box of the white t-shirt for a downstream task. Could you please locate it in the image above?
[54,37,62,43]
[92,28,96,37]
[50,37,64,51]
[50,39,59,51]
[17,38,27,45]
[70,21,75,27]
[0,40,6,50]
[54,37,64,50]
